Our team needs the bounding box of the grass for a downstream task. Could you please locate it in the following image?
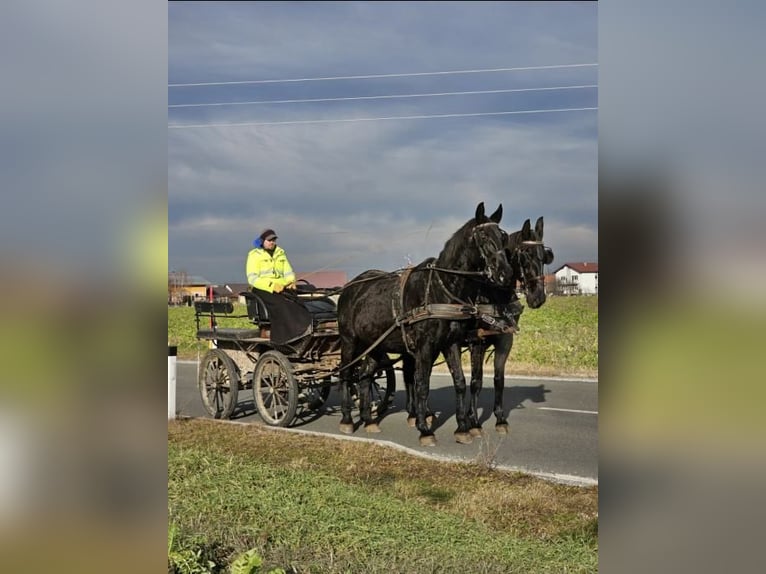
[168,303,254,358]
[169,419,598,573]
[168,295,598,378]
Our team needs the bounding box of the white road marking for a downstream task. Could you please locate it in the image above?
[538,407,598,415]
[202,418,598,487]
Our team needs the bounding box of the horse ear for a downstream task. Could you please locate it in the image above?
[489,204,503,223]
[535,216,544,238]
[521,218,532,239]
[475,202,486,221]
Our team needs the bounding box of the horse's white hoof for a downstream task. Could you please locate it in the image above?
[419,435,437,447]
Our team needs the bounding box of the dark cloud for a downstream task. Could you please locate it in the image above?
[169,3,597,281]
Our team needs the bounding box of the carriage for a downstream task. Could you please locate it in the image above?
[193,202,551,446]
[193,282,396,427]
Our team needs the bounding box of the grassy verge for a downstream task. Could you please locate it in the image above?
[168,295,598,378]
[169,419,598,573]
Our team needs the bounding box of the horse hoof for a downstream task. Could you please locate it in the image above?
[339,423,354,435]
[495,424,509,434]
[454,432,473,445]
[469,427,484,438]
[419,435,437,447]
[407,417,416,428]
[365,423,381,433]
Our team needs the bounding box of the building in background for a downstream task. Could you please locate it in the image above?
[553,262,598,295]
[168,271,212,305]
[295,270,347,290]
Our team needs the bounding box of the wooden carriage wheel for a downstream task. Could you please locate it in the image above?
[198,349,240,419]
[253,350,299,427]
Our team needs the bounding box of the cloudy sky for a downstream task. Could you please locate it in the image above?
[169,1,597,283]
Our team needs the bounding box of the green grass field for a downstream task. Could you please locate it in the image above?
[169,420,598,574]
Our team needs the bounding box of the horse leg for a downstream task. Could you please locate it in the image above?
[361,355,382,433]
[444,343,472,444]
[493,333,514,433]
[338,336,357,434]
[468,342,486,437]
[414,349,437,446]
[402,354,418,428]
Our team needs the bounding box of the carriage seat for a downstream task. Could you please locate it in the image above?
[241,291,270,325]
[301,296,337,323]
[241,290,337,326]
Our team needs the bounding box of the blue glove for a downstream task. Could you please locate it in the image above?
[253,237,263,248]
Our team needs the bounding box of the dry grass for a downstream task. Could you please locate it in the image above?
[170,419,597,543]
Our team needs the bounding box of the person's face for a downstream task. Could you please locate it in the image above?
[264,237,276,248]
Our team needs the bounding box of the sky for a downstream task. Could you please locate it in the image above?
[168,1,598,284]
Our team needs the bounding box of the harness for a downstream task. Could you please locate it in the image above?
[473,239,551,339]
[337,221,510,372]
[392,263,487,352]
[339,264,502,373]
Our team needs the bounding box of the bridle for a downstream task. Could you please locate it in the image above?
[508,240,549,291]
[470,221,511,285]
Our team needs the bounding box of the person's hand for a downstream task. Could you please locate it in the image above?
[272,283,284,293]
[285,282,296,290]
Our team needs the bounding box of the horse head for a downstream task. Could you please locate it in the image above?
[468,202,514,287]
[507,216,553,309]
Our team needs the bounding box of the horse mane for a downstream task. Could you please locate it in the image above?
[436,217,477,268]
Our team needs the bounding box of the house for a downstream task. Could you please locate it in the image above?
[295,270,347,290]
[211,283,250,303]
[552,262,598,295]
[168,272,213,305]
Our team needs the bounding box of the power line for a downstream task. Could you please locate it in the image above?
[169,84,597,109]
[168,63,598,88]
[168,106,597,129]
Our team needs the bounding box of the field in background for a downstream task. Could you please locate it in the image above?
[168,295,598,378]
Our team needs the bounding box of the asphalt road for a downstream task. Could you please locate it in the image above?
[173,360,597,486]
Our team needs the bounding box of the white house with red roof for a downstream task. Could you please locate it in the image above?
[553,262,598,295]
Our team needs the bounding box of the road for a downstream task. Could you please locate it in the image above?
[174,360,597,486]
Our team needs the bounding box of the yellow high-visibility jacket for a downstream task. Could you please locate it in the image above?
[246,246,295,292]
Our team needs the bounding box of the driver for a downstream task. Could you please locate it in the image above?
[246,228,296,293]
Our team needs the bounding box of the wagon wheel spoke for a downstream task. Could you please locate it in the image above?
[197,350,240,419]
[253,351,298,427]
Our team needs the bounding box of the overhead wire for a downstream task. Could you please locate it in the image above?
[169,62,597,275]
[168,62,598,88]
[169,62,597,128]
[169,84,597,108]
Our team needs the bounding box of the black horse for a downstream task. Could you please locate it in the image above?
[336,202,514,446]
[443,216,553,443]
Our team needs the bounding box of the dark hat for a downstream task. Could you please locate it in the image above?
[260,228,277,241]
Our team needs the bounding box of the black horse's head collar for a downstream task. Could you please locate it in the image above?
[471,222,513,286]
